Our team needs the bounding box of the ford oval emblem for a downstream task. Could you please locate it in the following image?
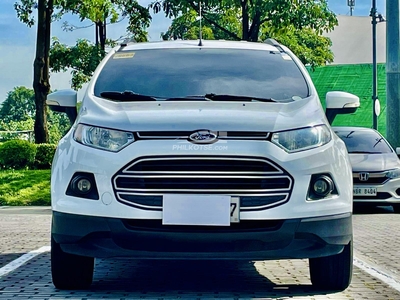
[188,130,218,144]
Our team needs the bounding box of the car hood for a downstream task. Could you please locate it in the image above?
[77,95,327,132]
[349,153,400,172]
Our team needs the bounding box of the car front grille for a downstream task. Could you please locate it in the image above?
[136,131,270,140]
[112,155,293,211]
[353,172,389,185]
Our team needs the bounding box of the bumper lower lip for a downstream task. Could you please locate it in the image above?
[52,211,352,260]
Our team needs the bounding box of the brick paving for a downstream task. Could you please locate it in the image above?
[353,206,400,280]
[0,206,399,299]
[0,207,51,268]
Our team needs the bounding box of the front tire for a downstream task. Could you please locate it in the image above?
[51,235,94,290]
[309,240,353,291]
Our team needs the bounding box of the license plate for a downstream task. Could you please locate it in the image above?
[162,195,240,225]
[353,187,377,196]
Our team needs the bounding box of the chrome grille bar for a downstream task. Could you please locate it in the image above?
[112,156,293,211]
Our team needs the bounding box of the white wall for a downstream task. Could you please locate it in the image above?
[325,15,386,65]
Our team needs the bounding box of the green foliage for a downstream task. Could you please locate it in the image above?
[0,119,34,142]
[0,86,71,143]
[0,140,36,170]
[56,0,119,22]
[50,38,105,90]
[47,110,71,143]
[114,0,152,42]
[0,86,35,123]
[0,169,50,206]
[14,0,36,27]
[34,144,57,169]
[0,139,56,170]
[47,1,151,89]
[152,0,337,67]
[265,26,334,69]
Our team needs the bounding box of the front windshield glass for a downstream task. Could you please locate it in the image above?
[94,48,309,101]
[335,129,393,154]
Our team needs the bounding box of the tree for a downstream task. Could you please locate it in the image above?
[15,0,53,143]
[152,0,337,67]
[0,86,70,143]
[14,0,151,142]
[49,0,151,89]
[0,87,36,123]
[49,38,105,90]
[264,25,334,70]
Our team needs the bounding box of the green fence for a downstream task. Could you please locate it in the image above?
[308,63,387,134]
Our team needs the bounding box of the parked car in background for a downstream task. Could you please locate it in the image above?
[334,126,400,212]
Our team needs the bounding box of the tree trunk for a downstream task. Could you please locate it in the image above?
[98,20,106,51]
[95,22,99,46]
[249,10,261,42]
[241,0,249,40]
[33,0,52,144]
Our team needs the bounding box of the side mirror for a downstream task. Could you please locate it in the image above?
[396,147,400,157]
[47,89,78,124]
[325,91,360,124]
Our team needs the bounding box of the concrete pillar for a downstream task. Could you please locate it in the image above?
[386,1,400,147]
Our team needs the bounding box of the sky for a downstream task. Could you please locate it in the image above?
[0,0,386,103]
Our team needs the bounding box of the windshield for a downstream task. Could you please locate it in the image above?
[335,129,393,154]
[94,48,309,101]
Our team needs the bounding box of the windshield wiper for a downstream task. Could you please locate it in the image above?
[100,91,159,101]
[373,137,384,148]
[204,93,276,102]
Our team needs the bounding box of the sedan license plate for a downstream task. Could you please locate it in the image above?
[353,187,377,196]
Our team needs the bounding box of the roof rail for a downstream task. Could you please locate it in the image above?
[264,38,285,53]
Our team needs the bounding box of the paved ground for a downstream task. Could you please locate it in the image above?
[0,206,400,299]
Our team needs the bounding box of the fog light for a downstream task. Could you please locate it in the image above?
[312,175,333,197]
[66,172,99,200]
[72,176,92,194]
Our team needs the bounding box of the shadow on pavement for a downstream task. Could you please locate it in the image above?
[0,253,26,269]
[353,204,394,215]
[0,253,347,298]
[86,259,334,298]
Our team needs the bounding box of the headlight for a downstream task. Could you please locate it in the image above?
[387,168,400,179]
[74,124,134,152]
[271,125,331,153]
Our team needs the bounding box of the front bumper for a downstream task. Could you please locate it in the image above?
[52,211,352,260]
[353,177,400,205]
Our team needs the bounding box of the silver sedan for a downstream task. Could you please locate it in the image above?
[333,126,400,212]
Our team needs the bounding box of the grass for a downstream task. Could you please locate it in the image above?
[0,169,51,206]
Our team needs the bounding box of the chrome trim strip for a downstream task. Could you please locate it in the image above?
[123,156,284,174]
[115,188,291,193]
[352,172,388,178]
[136,132,270,140]
[240,197,289,211]
[115,174,292,179]
[116,191,290,197]
[115,192,290,210]
[122,170,283,175]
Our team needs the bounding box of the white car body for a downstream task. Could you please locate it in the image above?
[48,40,356,290]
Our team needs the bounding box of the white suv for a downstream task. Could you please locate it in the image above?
[47,39,359,291]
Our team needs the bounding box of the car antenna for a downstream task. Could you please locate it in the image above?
[198,1,203,46]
